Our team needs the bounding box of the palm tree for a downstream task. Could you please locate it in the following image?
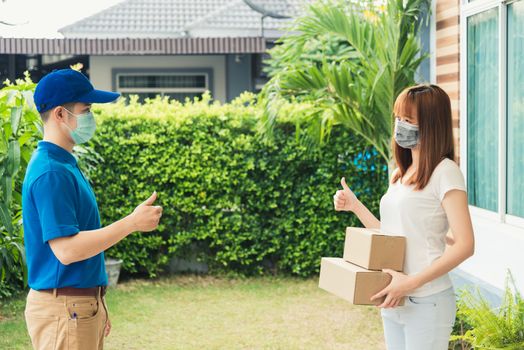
[260,0,430,161]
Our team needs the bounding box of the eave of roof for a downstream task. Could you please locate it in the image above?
[0,37,267,55]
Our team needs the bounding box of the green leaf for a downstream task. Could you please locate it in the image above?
[22,90,35,110]
[1,175,13,204]
[18,131,33,147]
[6,90,17,104]
[7,140,20,178]
[35,121,44,136]
[10,106,22,136]
[0,202,13,235]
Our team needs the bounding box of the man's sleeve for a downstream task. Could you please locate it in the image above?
[31,171,80,243]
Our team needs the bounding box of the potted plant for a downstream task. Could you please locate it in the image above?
[105,257,123,287]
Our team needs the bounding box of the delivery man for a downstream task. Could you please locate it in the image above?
[22,68,162,350]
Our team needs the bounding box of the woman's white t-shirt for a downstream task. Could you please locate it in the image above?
[379,158,466,297]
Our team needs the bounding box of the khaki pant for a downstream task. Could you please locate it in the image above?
[25,289,108,350]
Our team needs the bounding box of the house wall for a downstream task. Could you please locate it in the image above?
[226,54,253,102]
[435,0,460,162]
[89,55,228,102]
[434,0,524,297]
[459,216,524,296]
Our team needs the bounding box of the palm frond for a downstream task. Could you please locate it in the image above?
[259,0,430,161]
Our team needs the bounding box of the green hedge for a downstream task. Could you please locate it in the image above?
[91,93,388,278]
[0,76,41,298]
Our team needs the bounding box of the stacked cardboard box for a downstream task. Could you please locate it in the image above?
[319,227,406,305]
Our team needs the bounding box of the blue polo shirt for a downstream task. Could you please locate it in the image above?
[22,141,107,290]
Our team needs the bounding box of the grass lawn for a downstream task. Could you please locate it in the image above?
[0,276,385,349]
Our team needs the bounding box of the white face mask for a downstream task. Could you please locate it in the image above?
[394,118,419,149]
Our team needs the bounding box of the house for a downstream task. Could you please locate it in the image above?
[0,0,308,102]
[430,0,524,301]
[2,0,516,300]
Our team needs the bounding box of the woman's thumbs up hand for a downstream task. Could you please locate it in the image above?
[333,177,358,212]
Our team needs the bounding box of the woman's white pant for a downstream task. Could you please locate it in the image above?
[380,287,456,350]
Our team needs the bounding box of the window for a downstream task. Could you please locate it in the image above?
[461,0,524,227]
[506,1,524,218]
[462,0,524,223]
[466,9,499,212]
[115,71,209,102]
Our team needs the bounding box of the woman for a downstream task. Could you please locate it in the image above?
[333,84,475,350]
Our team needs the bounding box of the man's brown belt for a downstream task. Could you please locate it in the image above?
[40,286,107,297]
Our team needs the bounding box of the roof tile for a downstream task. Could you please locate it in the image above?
[59,0,310,38]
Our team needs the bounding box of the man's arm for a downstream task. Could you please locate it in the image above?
[49,192,162,265]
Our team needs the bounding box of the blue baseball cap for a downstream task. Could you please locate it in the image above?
[34,69,120,113]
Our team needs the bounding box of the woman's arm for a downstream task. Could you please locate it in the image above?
[351,200,381,229]
[334,177,381,229]
[410,189,475,287]
[445,229,455,246]
[371,189,474,307]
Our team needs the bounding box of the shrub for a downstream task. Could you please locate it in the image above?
[451,271,524,349]
[0,74,41,298]
[91,93,388,278]
[449,311,474,350]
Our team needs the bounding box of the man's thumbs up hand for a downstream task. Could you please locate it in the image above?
[130,191,163,232]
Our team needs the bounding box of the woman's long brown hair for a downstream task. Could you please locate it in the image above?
[391,84,454,190]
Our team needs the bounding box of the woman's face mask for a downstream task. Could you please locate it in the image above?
[63,108,96,144]
[394,117,419,149]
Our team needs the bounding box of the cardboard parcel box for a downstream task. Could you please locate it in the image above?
[343,227,406,272]
[319,257,405,306]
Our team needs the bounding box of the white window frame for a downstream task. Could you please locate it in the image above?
[115,71,210,98]
[460,0,524,229]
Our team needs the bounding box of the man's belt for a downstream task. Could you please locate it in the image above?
[40,286,107,297]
